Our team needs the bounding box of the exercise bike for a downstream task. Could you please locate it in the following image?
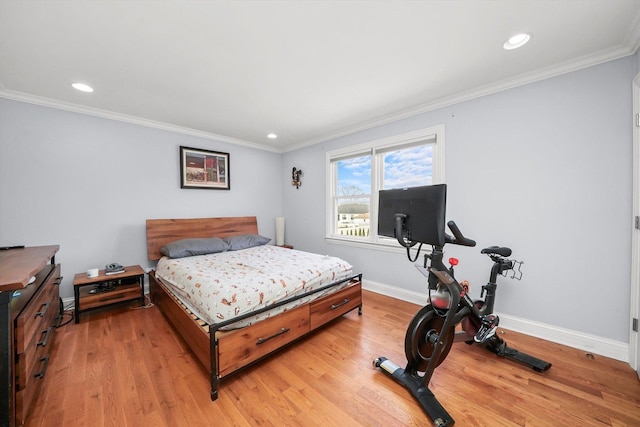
[374,207,551,426]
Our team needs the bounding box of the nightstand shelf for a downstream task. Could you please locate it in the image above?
[73,265,144,323]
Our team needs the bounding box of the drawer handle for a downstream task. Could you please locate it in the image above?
[256,327,290,345]
[37,327,53,347]
[34,355,50,379]
[35,301,50,318]
[54,276,63,285]
[331,298,351,310]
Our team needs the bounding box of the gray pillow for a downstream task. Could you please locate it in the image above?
[223,234,271,250]
[160,237,230,258]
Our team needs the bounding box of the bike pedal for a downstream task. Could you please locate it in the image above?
[473,314,499,343]
[474,327,497,343]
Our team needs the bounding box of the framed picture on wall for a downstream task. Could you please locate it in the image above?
[180,146,230,190]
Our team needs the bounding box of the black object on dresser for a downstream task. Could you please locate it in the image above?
[0,246,61,427]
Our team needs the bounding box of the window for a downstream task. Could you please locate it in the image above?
[326,125,445,247]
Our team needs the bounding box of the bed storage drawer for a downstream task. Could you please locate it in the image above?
[217,305,310,377]
[310,281,362,330]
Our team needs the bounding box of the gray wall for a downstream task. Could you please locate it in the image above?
[283,56,636,343]
[0,100,283,299]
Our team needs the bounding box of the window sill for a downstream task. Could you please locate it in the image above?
[325,236,421,254]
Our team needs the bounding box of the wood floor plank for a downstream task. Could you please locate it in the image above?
[23,290,640,427]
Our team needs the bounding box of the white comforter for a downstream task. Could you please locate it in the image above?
[155,245,353,326]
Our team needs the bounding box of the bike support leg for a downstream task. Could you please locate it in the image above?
[484,337,552,372]
[375,357,454,427]
[374,272,462,425]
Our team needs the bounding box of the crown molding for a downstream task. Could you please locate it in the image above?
[283,44,638,153]
[0,89,283,154]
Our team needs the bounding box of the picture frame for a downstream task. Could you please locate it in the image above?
[180,146,230,190]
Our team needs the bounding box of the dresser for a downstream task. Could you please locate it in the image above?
[0,246,61,427]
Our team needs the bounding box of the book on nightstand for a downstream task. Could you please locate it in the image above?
[105,263,125,275]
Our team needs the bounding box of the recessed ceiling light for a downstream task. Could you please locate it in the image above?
[71,82,94,93]
[267,133,278,139]
[503,33,531,50]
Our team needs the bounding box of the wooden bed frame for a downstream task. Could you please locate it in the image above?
[146,216,363,400]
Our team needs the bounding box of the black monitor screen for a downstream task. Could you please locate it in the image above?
[378,184,447,246]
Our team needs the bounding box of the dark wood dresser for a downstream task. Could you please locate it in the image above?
[0,246,61,427]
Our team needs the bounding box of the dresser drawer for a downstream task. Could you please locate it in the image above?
[15,268,59,425]
[217,305,310,377]
[16,293,58,390]
[16,325,55,390]
[15,264,60,354]
[310,281,362,330]
[15,350,50,425]
[15,322,54,391]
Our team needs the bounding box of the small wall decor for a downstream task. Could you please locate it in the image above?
[180,146,230,190]
[292,167,302,189]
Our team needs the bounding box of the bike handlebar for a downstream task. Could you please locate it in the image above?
[393,215,476,249]
[445,221,476,247]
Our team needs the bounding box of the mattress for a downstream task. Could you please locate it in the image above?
[155,245,354,327]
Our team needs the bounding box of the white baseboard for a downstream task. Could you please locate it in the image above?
[63,280,629,363]
[362,279,629,363]
[496,314,629,363]
[363,279,429,306]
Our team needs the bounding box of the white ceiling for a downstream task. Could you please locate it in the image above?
[1,1,640,152]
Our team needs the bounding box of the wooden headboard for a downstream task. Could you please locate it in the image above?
[146,216,259,260]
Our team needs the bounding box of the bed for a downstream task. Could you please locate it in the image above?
[146,216,363,400]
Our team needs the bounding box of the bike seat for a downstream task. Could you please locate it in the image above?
[481,246,512,257]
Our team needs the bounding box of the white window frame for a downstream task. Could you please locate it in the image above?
[325,124,445,250]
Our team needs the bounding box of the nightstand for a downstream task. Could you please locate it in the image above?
[277,244,293,249]
[72,265,145,323]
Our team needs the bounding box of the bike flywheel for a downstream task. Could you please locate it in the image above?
[404,305,455,372]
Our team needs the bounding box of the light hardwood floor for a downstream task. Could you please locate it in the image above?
[26,290,640,426]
